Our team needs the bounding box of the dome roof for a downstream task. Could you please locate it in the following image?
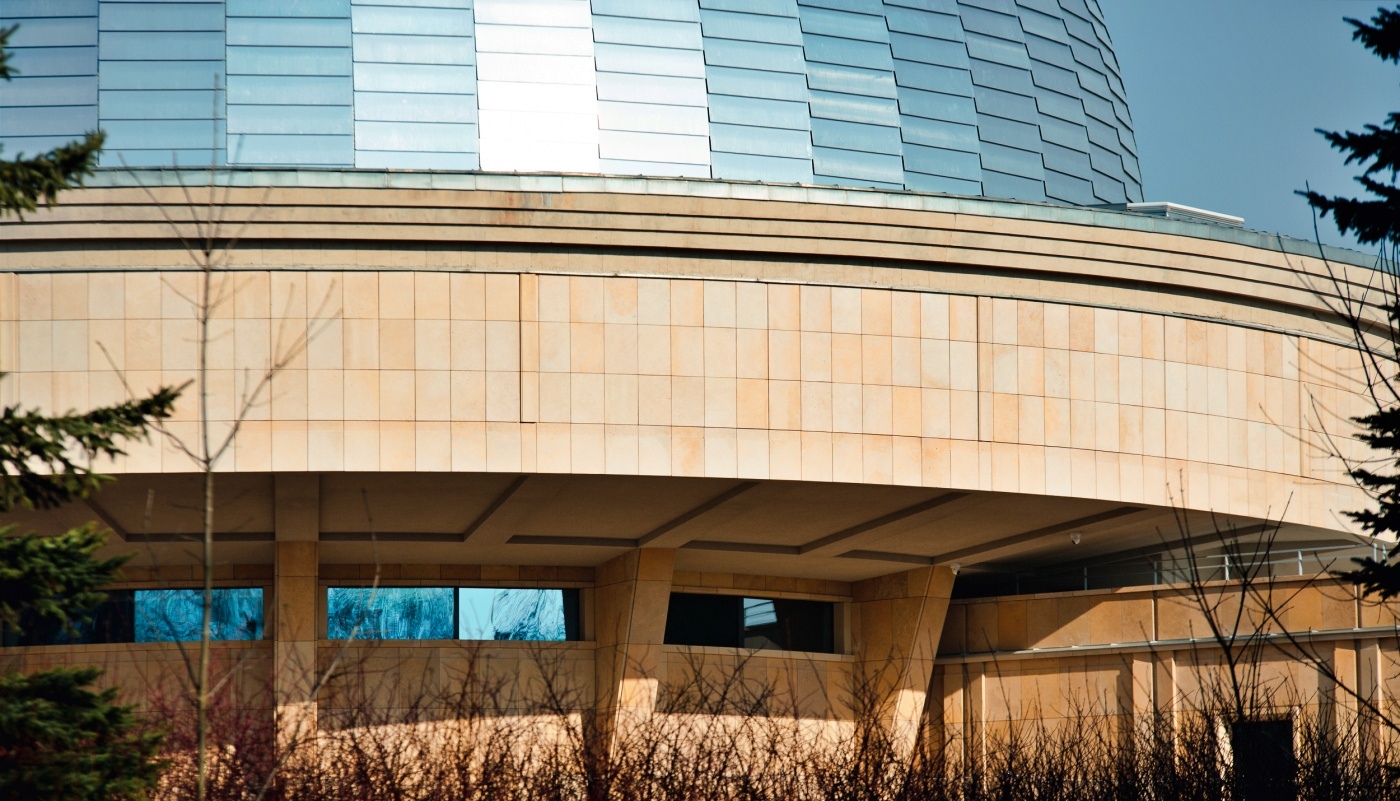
[0,0,1141,205]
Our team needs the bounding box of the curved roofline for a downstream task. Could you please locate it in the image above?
[86,167,1379,272]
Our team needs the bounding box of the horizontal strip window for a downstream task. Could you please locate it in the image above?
[699,9,801,46]
[0,104,95,136]
[664,593,835,654]
[964,30,1031,69]
[1037,113,1089,150]
[101,61,224,89]
[3,588,264,647]
[326,587,581,641]
[0,17,96,47]
[811,117,902,154]
[884,6,963,41]
[356,91,476,123]
[704,65,808,102]
[957,5,1022,41]
[1044,167,1095,205]
[229,0,349,17]
[100,31,222,59]
[711,150,812,183]
[974,84,1040,124]
[356,149,478,170]
[228,18,351,47]
[0,75,95,106]
[356,120,475,151]
[979,139,1044,178]
[969,57,1034,94]
[2,0,97,17]
[1023,32,1076,70]
[1028,58,1081,97]
[808,61,895,97]
[354,62,473,94]
[353,33,475,66]
[894,58,973,95]
[897,88,977,126]
[595,14,701,49]
[976,112,1043,152]
[228,46,353,76]
[351,5,471,36]
[99,2,224,31]
[593,42,705,79]
[708,93,808,130]
[4,45,97,77]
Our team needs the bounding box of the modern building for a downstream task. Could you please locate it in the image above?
[1,0,1392,757]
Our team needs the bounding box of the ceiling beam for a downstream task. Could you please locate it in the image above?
[929,506,1145,566]
[637,480,761,547]
[798,491,970,556]
[462,474,530,542]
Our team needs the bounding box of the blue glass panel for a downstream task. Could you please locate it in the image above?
[6,46,97,77]
[960,0,1016,14]
[972,85,1037,123]
[964,31,1030,68]
[807,61,895,96]
[597,72,705,105]
[699,9,802,45]
[888,32,969,68]
[0,104,94,136]
[593,0,699,21]
[1,0,97,17]
[350,0,467,7]
[134,588,263,642]
[475,23,593,56]
[980,167,1044,200]
[811,117,901,154]
[705,65,808,100]
[353,62,473,93]
[228,74,352,104]
[357,150,478,169]
[955,4,1021,40]
[699,0,796,15]
[976,112,1040,151]
[1037,113,1088,149]
[0,75,95,105]
[903,170,980,195]
[809,89,898,126]
[458,588,568,641]
[228,46,353,75]
[1088,141,1123,178]
[599,101,709,135]
[892,59,971,95]
[802,34,891,70]
[812,145,902,182]
[1023,32,1074,68]
[900,116,978,151]
[228,0,348,16]
[0,134,89,153]
[1040,140,1090,176]
[980,140,1041,177]
[600,157,710,178]
[594,43,705,78]
[99,3,224,31]
[897,90,977,125]
[596,14,703,48]
[799,0,882,12]
[703,39,805,73]
[1015,6,1064,41]
[353,34,474,65]
[356,91,476,123]
[709,93,809,129]
[1090,171,1125,204]
[1084,116,1119,152]
[104,118,223,149]
[969,57,1034,93]
[229,103,352,133]
[101,60,224,89]
[101,31,222,59]
[100,89,217,119]
[600,129,708,163]
[711,151,812,183]
[228,18,352,47]
[902,141,980,179]
[710,122,810,158]
[799,6,887,40]
[0,17,96,47]
[357,120,473,150]
[1043,166,1094,204]
[884,6,962,40]
[350,6,468,36]
[1033,86,1085,124]
[327,587,454,640]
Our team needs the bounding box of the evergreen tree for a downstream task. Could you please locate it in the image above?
[0,24,179,801]
[0,24,104,218]
[1302,6,1400,598]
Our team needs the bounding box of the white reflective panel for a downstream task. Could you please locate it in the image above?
[475,24,593,56]
[598,101,709,136]
[476,53,594,84]
[598,130,709,165]
[477,137,599,171]
[477,82,595,113]
[600,158,709,178]
[478,110,597,144]
[595,72,706,106]
[472,0,590,26]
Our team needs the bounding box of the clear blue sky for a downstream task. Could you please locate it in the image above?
[1103,0,1397,251]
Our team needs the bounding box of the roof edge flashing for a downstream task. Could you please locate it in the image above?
[1119,201,1245,228]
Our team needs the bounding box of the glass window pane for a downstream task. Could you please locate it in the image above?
[0,17,97,47]
[229,103,352,134]
[811,117,902,154]
[228,0,348,17]
[699,9,800,46]
[709,122,810,159]
[704,65,808,102]
[135,588,264,642]
[0,104,94,136]
[595,14,702,49]
[102,60,224,89]
[593,42,705,79]
[457,588,578,641]
[812,144,903,183]
[350,5,470,36]
[709,93,809,130]
[664,593,836,653]
[228,74,353,105]
[354,62,473,94]
[101,31,223,60]
[809,89,898,126]
[228,46,353,76]
[807,61,896,97]
[99,2,224,31]
[100,89,217,119]
[352,33,475,65]
[802,34,892,71]
[356,120,474,151]
[702,38,804,73]
[6,45,97,77]
[0,75,96,106]
[228,18,351,47]
[327,587,454,640]
[1,0,98,18]
[356,91,476,123]
[711,150,812,183]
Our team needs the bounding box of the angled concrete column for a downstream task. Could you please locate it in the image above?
[593,548,675,756]
[273,474,319,752]
[851,565,957,756]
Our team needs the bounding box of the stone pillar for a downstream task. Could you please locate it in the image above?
[851,565,957,756]
[592,548,675,757]
[273,474,319,753]
[1359,639,1385,756]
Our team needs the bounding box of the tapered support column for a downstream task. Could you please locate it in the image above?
[851,565,956,757]
[273,474,320,754]
[593,548,675,756]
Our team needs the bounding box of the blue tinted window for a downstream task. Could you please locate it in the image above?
[1032,86,1085,124]
[228,17,351,46]
[708,94,808,130]
[0,104,94,136]
[704,65,807,101]
[963,31,1030,68]
[353,33,475,65]
[229,103,352,133]
[710,122,810,158]
[699,0,795,15]
[0,75,95,105]
[1023,32,1074,68]
[596,14,702,48]
[903,141,980,179]
[327,587,454,640]
[228,46,352,76]
[6,46,97,77]
[703,38,804,73]
[798,6,886,40]
[229,132,353,164]
[807,61,895,97]
[101,31,223,59]
[100,89,217,119]
[350,5,470,36]
[700,9,801,45]
[228,0,348,17]
[980,140,1042,177]
[812,145,902,182]
[956,5,1021,41]
[884,6,962,40]
[1,0,97,17]
[594,43,705,78]
[968,57,1032,93]
[892,59,970,95]
[903,170,980,195]
[99,3,224,31]
[136,588,263,642]
[972,85,1037,122]
[356,91,476,123]
[458,588,577,641]
[104,118,223,149]
[593,0,699,21]
[228,74,352,104]
[1044,167,1094,205]
[101,60,224,89]
[900,116,978,151]
[357,150,478,169]
[809,89,897,126]
[356,120,473,150]
[897,89,976,125]
[0,17,96,47]
[1037,113,1088,150]
[811,117,901,154]
[1027,58,1079,96]
[980,167,1045,201]
[711,151,812,183]
[888,32,969,69]
[353,62,473,93]
[802,34,891,70]
[976,112,1041,152]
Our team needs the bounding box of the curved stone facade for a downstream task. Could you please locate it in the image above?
[0,0,1141,203]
